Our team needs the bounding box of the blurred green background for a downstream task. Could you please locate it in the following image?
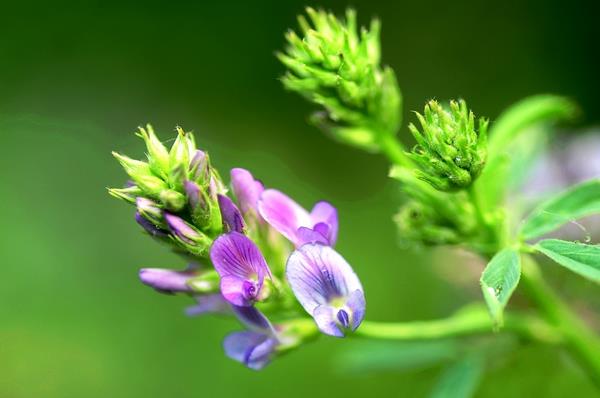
[1,1,598,397]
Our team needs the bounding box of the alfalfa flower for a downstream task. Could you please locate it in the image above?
[408,99,488,191]
[258,189,338,247]
[286,243,365,337]
[210,231,272,306]
[224,306,317,370]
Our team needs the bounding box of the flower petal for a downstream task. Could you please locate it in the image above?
[296,226,329,246]
[223,331,276,370]
[313,305,344,337]
[185,294,230,316]
[232,305,275,334]
[346,289,366,331]
[217,194,245,233]
[139,267,194,293]
[310,201,338,245]
[231,168,264,215]
[286,244,363,315]
[258,189,311,245]
[210,232,271,305]
[220,276,257,307]
[210,232,270,280]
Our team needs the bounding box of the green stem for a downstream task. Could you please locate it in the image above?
[378,133,413,169]
[355,305,561,344]
[520,255,600,387]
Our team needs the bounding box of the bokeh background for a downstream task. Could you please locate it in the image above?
[1,1,599,397]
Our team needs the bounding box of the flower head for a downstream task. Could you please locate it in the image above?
[258,189,338,247]
[210,232,272,306]
[286,244,365,337]
[408,99,488,191]
[278,8,401,151]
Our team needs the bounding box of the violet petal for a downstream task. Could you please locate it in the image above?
[231,168,264,216]
[217,194,245,233]
[258,189,311,246]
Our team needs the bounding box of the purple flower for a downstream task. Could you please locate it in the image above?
[185,294,231,316]
[210,232,272,306]
[217,194,245,233]
[286,244,365,337]
[231,168,265,218]
[258,189,338,247]
[223,306,279,370]
[139,267,195,294]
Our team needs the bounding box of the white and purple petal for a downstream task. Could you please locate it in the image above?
[286,244,365,337]
[210,232,271,306]
[223,331,277,370]
[185,294,230,316]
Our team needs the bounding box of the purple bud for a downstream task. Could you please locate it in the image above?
[139,268,195,294]
[217,194,245,233]
[164,213,201,245]
[135,212,168,238]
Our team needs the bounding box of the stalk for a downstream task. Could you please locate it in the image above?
[520,255,600,387]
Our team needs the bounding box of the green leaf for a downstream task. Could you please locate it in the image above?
[429,355,484,398]
[480,249,521,325]
[488,94,577,162]
[475,95,576,213]
[535,239,600,283]
[520,179,600,240]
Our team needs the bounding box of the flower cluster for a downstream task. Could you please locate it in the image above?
[408,100,488,192]
[278,7,401,151]
[109,126,366,369]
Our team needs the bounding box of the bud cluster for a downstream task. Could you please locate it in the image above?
[408,100,488,191]
[278,8,401,151]
[109,125,224,257]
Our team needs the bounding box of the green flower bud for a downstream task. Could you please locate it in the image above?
[136,124,170,178]
[394,201,460,245]
[279,8,401,151]
[408,99,488,191]
[159,189,186,212]
[108,185,142,204]
[112,152,168,196]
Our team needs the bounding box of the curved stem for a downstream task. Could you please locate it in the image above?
[355,305,561,344]
[520,255,600,387]
[378,133,413,169]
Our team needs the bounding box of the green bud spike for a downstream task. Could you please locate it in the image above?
[160,189,186,212]
[112,152,151,180]
[169,127,192,181]
[279,8,402,152]
[108,185,142,204]
[136,124,170,178]
[407,99,488,192]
